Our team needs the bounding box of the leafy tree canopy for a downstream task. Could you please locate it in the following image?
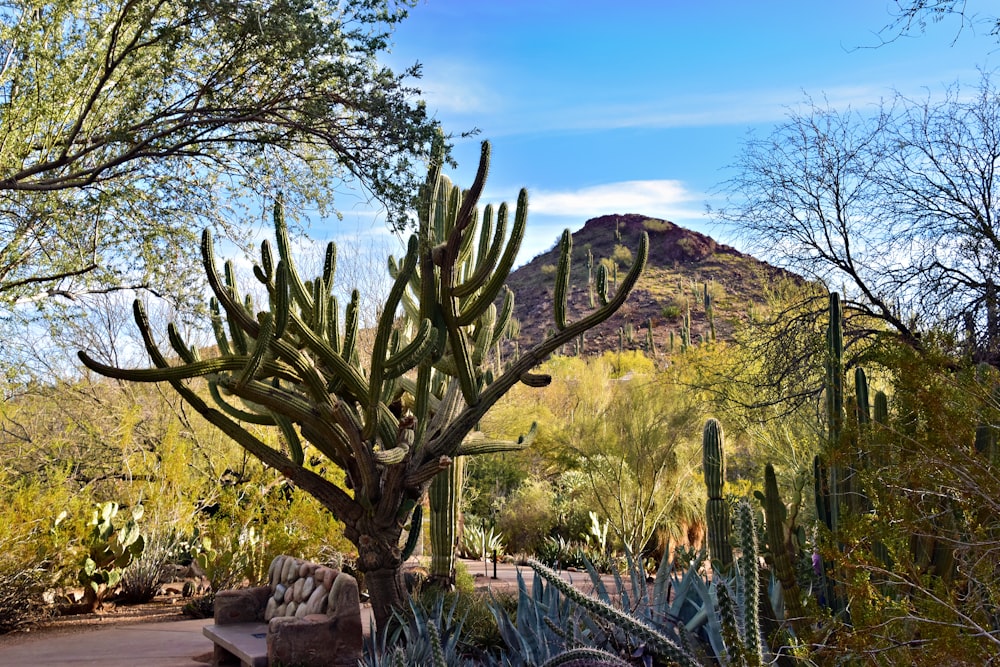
[0,0,438,316]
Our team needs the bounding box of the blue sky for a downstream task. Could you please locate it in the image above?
[327,1,995,264]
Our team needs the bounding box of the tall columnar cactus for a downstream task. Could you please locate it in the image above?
[825,292,845,530]
[428,456,463,587]
[762,464,806,629]
[77,140,649,632]
[702,418,733,573]
[736,499,764,666]
[586,247,595,308]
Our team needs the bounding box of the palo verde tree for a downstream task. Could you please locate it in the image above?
[78,141,649,632]
[0,0,437,319]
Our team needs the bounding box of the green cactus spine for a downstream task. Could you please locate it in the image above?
[702,419,733,572]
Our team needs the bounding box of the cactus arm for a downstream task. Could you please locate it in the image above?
[455,188,528,327]
[493,287,515,342]
[874,390,889,424]
[209,298,233,357]
[399,504,423,561]
[366,235,420,437]
[553,229,572,330]
[202,231,261,345]
[236,313,274,389]
[382,318,435,380]
[258,238,274,283]
[273,201,313,312]
[855,367,870,425]
[452,142,490,241]
[453,202,506,299]
[274,413,305,465]
[736,500,764,665]
[424,232,648,460]
[456,423,537,456]
[207,382,276,425]
[167,323,198,364]
[322,241,336,287]
[341,289,361,367]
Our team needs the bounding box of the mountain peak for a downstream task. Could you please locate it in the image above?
[502,214,798,358]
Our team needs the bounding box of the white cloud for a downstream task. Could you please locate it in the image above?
[528,179,701,217]
[415,60,505,116]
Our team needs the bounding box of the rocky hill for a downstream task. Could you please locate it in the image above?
[503,213,800,358]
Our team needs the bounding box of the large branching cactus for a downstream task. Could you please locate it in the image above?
[77,140,648,631]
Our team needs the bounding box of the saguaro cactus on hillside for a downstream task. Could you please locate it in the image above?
[77,140,649,632]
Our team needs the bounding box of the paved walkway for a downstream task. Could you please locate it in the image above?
[0,560,617,666]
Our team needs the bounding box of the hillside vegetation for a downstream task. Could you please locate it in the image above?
[506,213,801,356]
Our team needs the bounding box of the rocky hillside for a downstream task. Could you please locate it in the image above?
[503,213,800,357]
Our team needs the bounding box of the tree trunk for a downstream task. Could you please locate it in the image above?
[350,516,408,635]
[363,566,407,633]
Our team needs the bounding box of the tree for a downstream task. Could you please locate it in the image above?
[552,360,703,559]
[716,73,1000,369]
[880,1,1000,44]
[0,0,437,315]
[78,141,650,632]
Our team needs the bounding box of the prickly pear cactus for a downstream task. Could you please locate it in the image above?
[79,502,145,611]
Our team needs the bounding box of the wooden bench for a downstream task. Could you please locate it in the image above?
[202,555,362,667]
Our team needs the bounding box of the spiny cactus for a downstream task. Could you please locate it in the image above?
[762,464,806,629]
[702,418,733,572]
[78,139,648,632]
[527,559,701,667]
[825,291,845,530]
[735,499,764,667]
[428,456,462,587]
[79,502,146,611]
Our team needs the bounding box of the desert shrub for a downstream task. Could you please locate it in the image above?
[598,349,656,377]
[661,302,682,320]
[642,218,670,232]
[497,479,557,555]
[0,562,51,634]
[118,531,172,604]
[611,244,633,265]
[540,263,557,276]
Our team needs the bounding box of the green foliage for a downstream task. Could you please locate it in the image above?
[611,244,633,266]
[497,479,558,556]
[459,523,506,560]
[0,528,53,633]
[641,218,671,233]
[78,502,146,610]
[0,0,442,378]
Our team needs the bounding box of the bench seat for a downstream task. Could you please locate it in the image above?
[202,556,362,667]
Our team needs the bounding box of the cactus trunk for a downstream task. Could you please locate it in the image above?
[702,419,733,572]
